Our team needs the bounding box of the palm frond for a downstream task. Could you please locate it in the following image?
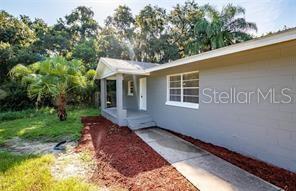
[227,18,257,32]
[9,56,92,104]
[9,64,32,79]
[202,4,219,20]
[221,4,245,21]
[86,69,96,80]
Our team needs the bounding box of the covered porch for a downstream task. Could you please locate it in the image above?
[102,107,150,119]
[102,107,155,129]
[96,58,158,129]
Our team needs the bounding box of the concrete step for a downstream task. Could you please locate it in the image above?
[127,115,156,130]
[128,116,153,124]
[128,121,156,130]
[102,110,118,125]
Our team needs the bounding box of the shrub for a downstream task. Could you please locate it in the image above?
[0,81,34,111]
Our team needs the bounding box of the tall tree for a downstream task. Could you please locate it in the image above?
[102,5,135,60]
[72,39,102,69]
[135,5,179,63]
[42,22,73,56]
[64,6,99,41]
[105,5,135,40]
[97,27,131,60]
[0,11,35,46]
[42,6,99,56]
[29,18,50,55]
[190,4,257,54]
[0,11,37,82]
[168,1,205,57]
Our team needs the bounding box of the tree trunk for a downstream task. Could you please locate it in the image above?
[57,93,67,121]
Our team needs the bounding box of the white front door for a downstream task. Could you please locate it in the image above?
[139,77,147,110]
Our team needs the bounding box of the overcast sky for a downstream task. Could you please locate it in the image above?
[1,0,296,36]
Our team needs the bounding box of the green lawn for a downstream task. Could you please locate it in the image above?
[0,106,100,191]
[0,106,99,145]
[0,151,97,191]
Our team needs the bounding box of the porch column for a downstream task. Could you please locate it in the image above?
[116,73,127,126]
[132,75,139,109]
[100,78,107,110]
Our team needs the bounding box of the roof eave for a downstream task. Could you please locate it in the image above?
[116,69,150,75]
[94,58,116,79]
[145,29,296,73]
[100,71,117,79]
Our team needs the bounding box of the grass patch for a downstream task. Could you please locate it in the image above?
[0,107,101,191]
[0,107,54,122]
[0,151,97,191]
[0,106,99,144]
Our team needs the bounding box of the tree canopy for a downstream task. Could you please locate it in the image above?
[189,4,257,54]
[0,1,258,111]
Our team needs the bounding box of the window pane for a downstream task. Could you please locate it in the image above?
[128,81,134,95]
[170,89,181,95]
[183,96,199,103]
[170,95,181,102]
[170,81,181,88]
[183,72,198,80]
[183,80,199,87]
[183,88,199,96]
[170,75,181,81]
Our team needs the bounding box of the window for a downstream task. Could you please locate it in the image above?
[128,80,134,96]
[166,71,199,109]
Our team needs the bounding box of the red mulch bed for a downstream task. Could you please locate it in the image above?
[77,116,197,191]
[168,130,296,191]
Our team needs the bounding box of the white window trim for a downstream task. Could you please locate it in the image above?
[127,80,134,96]
[166,71,199,109]
[165,101,199,109]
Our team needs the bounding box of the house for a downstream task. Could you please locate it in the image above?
[95,28,296,173]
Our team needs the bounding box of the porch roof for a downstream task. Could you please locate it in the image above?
[95,57,158,79]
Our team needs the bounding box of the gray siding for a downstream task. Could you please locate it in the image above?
[147,41,296,172]
[123,75,140,110]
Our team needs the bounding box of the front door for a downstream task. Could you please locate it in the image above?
[139,77,147,110]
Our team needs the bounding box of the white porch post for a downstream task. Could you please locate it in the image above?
[132,75,139,109]
[116,73,127,126]
[100,78,107,110]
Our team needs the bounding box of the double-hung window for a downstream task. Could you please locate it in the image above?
[128,80,134,96]
[166,71,199,109]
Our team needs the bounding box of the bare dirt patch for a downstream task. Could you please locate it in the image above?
[170,130,296,191]
[2,137,66,155]
[51,149,96,181]
[1,137,96,182]
[78,116,197,191]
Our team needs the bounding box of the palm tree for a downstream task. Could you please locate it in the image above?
[190,4,257,54]
[10,56,87,121]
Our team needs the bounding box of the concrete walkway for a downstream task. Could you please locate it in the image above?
[135,128,283,191]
